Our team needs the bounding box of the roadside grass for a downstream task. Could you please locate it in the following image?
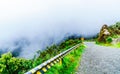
[96,41,112,46]
[45,44,85,74]
[112,43,120,48]
[96,41,120,48]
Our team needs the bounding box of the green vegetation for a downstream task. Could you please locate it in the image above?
[113,43,120,48]
[109,22,120,35]
[0,38,82,74]
[33,39,81,67]
[0,52,32,74]
[96,41,112,46]
[106,37,113,43]
[96,41,120,48]
[45,44,85,74]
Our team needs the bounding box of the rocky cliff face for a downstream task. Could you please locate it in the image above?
[97,22,120,43]
[97,24,111,43]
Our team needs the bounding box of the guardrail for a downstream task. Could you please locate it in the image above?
[25,44,80,74]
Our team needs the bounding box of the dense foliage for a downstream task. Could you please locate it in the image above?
[0,38,82,74]
[106,37,113,43]
[45,44,85,74]
[0,52,32,74]
[109,22,120,35]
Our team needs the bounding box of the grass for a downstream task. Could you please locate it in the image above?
[96,40,120,48]
[112,43,120,48]
[45,44,85,74]
[96,35,120,48]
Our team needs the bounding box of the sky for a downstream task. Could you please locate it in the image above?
[0,0,120,59]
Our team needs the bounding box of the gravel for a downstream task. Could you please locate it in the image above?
[76,42,120,74]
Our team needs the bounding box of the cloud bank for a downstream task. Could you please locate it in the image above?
[0,0,120,59]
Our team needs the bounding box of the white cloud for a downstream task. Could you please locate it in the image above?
[0,0,120,58]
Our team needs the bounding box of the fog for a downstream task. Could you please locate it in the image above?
[0,0,120,59]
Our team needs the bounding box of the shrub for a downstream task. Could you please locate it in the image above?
[0,52,32,74]
[106,37,113,43]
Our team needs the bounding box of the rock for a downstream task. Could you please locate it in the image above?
[112,38,120,44]
[97,24,111,43]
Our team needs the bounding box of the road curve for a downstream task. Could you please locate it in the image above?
[76,42,120,74]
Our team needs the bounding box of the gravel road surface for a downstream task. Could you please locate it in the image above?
[76,42,120,74]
